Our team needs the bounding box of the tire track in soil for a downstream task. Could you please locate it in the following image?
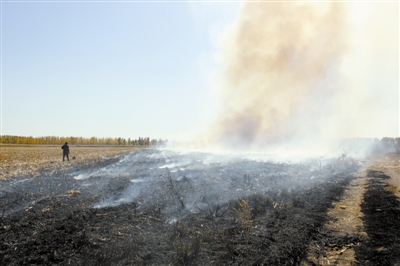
[354,170,400,266]
[301,173,368,266]
[302,156,400,266]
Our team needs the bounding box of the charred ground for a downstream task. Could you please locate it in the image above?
[0,148,399,265]
[355,170,400,265]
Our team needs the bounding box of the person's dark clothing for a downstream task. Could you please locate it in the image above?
[61,143,70,161]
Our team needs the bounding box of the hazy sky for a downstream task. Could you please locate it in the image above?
[1,1,399,142]
[1,1,241,140]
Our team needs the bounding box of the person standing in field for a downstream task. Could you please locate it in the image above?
[61,142,70,162]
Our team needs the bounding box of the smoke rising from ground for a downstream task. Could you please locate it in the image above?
[199,1,398,154]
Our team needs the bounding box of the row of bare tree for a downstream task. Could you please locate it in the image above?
[0,135,167,146]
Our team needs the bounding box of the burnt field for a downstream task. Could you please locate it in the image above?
[1,147,399,265]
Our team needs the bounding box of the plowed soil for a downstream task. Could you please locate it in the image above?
[1,146,399,265]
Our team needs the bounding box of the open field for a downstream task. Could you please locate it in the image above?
[0,145,399,265]
[0,145,143,180]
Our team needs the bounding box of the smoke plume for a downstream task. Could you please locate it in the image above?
[203,1,398,153]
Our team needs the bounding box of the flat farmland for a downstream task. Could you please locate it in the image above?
[0,145,142,180]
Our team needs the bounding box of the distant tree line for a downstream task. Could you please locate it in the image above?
[0,135,167,146]
[333,137,400,154]
[1,135,399,153]
[370,137,400,154]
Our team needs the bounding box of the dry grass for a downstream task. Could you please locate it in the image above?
[0,144,141,180]
[234,197,252,230]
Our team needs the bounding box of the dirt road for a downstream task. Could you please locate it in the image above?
[303,154,400,266]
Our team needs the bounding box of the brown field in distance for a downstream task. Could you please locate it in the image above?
[0,144,142,180]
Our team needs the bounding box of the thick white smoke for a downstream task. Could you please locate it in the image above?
[194,1,398,155]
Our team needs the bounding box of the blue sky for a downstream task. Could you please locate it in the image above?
[1,1,241,140]
[1,1,399,144]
